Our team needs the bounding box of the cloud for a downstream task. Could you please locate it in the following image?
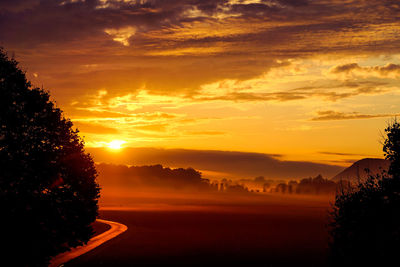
[186,131,226,136]
[331,63,400,78]
[1,0,399,164]
[378,64,400,76]
[324,159,358,164]
[104,26,136,46]
[0,0,40,12]
[330,63,361,74]
[193,79,390,103]
[318,151,373,157]
[86,147,344,179]
[134,123,168,132]
[311,110,399,121]
[1,0,400,102]
[67,108,133,119]
[73,121,119,134]
[1,1,398,54]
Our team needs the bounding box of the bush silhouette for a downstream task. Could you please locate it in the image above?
[0,48,100,266]
[329,120,400,266]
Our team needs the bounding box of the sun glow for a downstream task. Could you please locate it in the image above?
[107,140,126,150]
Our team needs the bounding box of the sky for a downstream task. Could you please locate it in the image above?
[1,0,400,169]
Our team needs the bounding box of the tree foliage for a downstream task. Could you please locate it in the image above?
[383,120,400,177]
[0,48,100,266]
[329,120,400,266]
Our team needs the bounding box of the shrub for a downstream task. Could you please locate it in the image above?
[329,121,400,266]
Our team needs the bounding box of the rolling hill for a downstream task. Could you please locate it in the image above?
[331,158,390,182]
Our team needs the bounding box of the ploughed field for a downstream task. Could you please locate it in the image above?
[66,194,332,267]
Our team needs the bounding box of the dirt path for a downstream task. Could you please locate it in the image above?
[49,219,128,267]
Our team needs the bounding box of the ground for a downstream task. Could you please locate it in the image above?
[66,194,331,267]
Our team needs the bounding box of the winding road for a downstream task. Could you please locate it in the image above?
[49,219,128,267]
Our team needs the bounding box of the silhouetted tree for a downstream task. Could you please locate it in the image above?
[0,48,100,266]
[254,176,266,183]
[329,120,400,266]
[97,163,211,191]
[383,120,400,177]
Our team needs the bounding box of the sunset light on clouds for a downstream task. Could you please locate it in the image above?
[2,0,400,168]
[107,140,127,150]
[4,2,400,265]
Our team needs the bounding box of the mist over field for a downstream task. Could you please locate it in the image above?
[88,147,345,180]
[82,166,336,267]
[82,159,335,267]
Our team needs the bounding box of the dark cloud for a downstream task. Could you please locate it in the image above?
[278,0,308,7]
[1,0,399,102]
[0,0,40,12]
[196,91,303,102]
[195,80,389,103]
[331,63,400,77]
[331,63,361,74]
[311,110,398,121]
[323,159,358,165]
[86,147,344,179]
[378,63,400,75]
[318,151,373,157]
[1,0,398,50]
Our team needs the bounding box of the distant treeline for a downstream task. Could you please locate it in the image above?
[97,163,249,193]
[265,175,350,195]
[97,164,348,195]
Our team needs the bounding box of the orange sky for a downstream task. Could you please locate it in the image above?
[1,0,399,167]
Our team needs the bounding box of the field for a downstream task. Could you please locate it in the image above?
[66,193,333,266]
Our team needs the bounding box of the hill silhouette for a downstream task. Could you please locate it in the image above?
[331,158,390,182]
